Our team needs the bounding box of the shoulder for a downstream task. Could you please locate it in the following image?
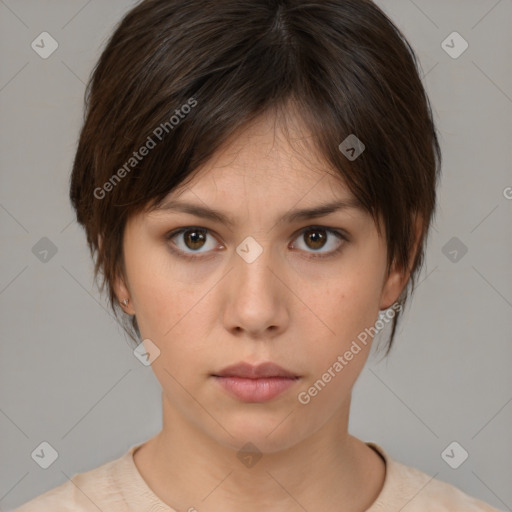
[367,442,502,512]
[389,459,500,511]
[13,479,83,511]
[13,449,132,512]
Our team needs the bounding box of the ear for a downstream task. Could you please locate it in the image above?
[379,214,423,310]
[99,234,135,315]
[112,270,135,315]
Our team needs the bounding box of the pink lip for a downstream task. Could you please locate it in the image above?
[212,362,301,402]
[213,376,299,402]
[213,361,299,379]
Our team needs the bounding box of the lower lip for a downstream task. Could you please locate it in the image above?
[212,376,299,402]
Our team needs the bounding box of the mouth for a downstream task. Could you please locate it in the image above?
[211,361,301,402]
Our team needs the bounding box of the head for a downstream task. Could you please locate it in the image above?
[70,0,441,450]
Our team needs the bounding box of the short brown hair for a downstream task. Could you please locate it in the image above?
[70,0,441,353]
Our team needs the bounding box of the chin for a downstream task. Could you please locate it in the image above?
[207,410,307,454]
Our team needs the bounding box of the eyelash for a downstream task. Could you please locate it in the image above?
[165,226,348,262]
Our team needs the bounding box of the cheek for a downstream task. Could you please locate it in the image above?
[316,267,384,342]
[125,247,223,361]
[297,258,385,381]
[294,277,381,411]
[123,245,192,339]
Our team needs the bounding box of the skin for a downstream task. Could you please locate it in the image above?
[113,109,420,512]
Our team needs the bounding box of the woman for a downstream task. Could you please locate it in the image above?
[15,0,499,510]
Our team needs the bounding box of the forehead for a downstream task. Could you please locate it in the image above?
[142,110,373,237]
[166,110,355,206]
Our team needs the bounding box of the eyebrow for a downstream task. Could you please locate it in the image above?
[152,198,364,227]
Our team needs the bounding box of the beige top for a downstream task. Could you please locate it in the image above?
[14,441,500,511]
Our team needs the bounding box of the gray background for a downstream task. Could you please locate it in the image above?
[1,0,511,510]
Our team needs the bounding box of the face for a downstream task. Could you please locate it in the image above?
[114,110,409,453]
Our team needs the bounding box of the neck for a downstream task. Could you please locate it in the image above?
[133,392,385,512]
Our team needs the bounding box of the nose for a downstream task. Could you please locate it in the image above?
[221,238,289,339]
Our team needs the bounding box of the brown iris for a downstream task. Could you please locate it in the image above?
[183,228,208,250]
[302,228,327,250]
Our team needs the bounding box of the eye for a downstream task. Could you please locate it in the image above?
[166,227,222,260]
[290,226,347,259]
[165,225,347,261]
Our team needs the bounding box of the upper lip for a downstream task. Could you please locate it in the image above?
[213,362,299,379]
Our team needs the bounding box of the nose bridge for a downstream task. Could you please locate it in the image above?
[233,234,278,297]
[223,234,287,335]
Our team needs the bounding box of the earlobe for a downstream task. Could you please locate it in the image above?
[115,280,134,314]
[379,263,408,311]
[112,266,134,315]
